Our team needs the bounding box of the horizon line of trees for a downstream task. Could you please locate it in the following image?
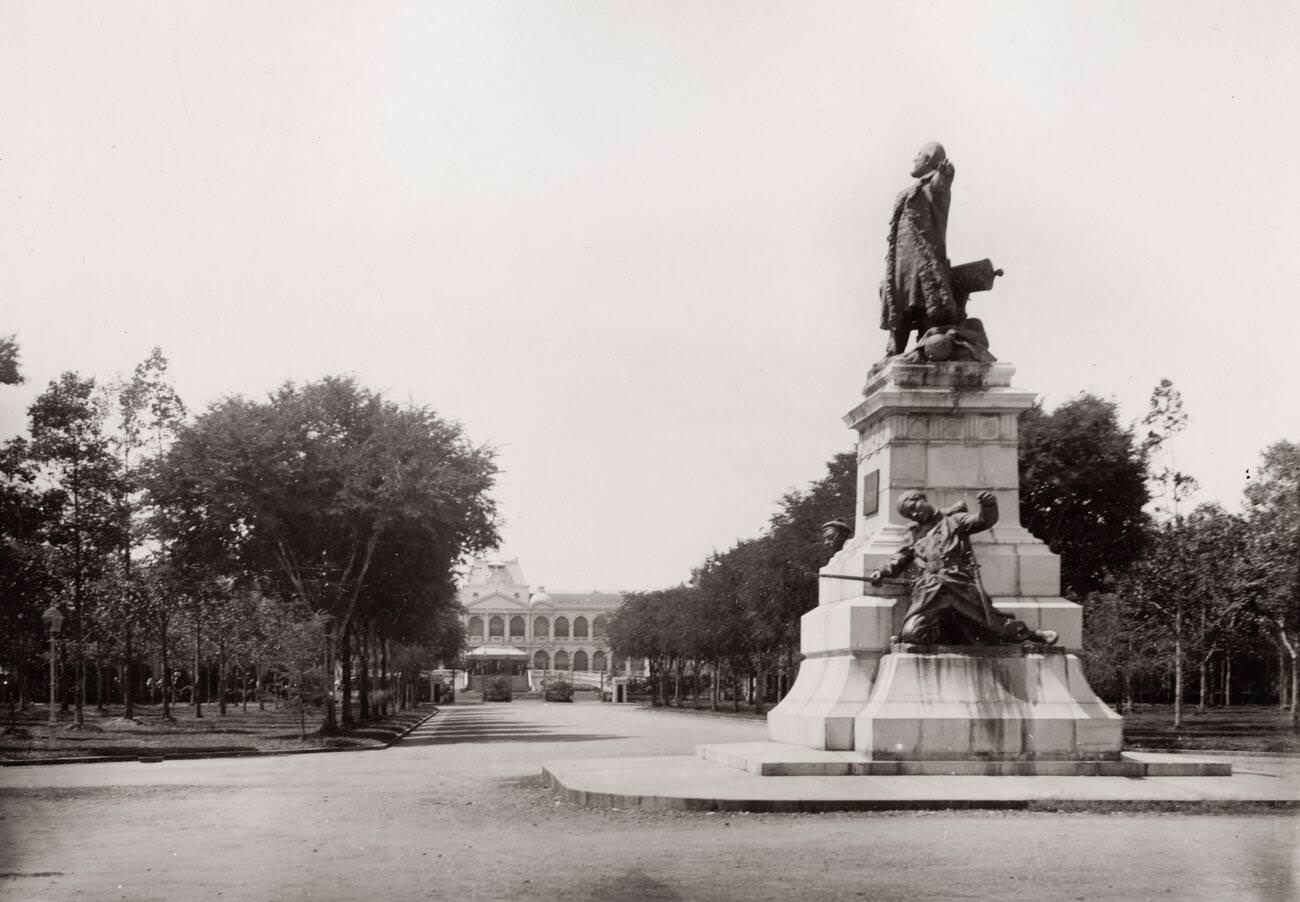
[1,337,497,733]
[609,379,1300,727]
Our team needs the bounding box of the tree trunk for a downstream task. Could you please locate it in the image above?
[1197,651,1208,713]
[1172,605,1183,728]
[218,642,228,716]
[122,624,135,719]
[321,621,338,734]
[74,625,85,726]
[1220,654,1227,706]
[1279,645,1290,709]
[17,634,29,710]
[358,621,370,722]
[1279,625,1298,723]
[380,638,389,717]
[710,660,719,711]
[340,624,353,729]
[691,661,702,709]
[160,622,171,719]
[193,611,203,718]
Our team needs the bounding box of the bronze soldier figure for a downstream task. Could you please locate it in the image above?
[870,489,1058,646]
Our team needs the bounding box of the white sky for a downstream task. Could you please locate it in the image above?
[4,2,1298,592]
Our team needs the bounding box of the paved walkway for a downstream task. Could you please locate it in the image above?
[2,700,1296,902]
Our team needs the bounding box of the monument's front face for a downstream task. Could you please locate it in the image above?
[767,359,1122,758]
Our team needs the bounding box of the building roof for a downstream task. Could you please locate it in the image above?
[461,557,528,588]
[542,593,623,610]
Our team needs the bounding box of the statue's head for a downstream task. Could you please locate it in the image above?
[820,519,852,552]
[897,490,936,523]
[909,142,947,178]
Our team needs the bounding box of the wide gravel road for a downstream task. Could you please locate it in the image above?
[2,699,1296,902]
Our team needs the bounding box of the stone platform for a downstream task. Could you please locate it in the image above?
[542,751,1288,813]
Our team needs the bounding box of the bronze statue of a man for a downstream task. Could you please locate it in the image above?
[870,489,1058,646]
[879,142,959,357]
[821,519,852,554]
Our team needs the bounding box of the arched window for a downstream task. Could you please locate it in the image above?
[593,616,608,638]
[573,650,589,671]
[533,617,549,640]
[592,651,607,672]
[554,650,570,671]
[573,616,589,639]
[509,616,525,639]
[554,616,570,639]
[468,616,483,639]
[488,615,504,638]
[533,651,550,671]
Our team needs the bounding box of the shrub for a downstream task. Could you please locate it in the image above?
[483,676,513,702]
[543,680,574,702]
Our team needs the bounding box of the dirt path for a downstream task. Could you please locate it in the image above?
[2,700,1296,901]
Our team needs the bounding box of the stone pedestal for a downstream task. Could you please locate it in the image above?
[765,590,902,749]
[767,360,1113,755]
[854,647,1122,760]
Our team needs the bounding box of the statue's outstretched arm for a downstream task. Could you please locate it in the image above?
[872,545,915,582]
[956,491,999,535]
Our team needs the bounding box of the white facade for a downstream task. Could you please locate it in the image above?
[458,558,627,675]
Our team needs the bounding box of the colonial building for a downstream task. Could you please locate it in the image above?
[458,557,626,688]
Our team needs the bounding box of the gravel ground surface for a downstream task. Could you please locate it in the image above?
[1,699,1296,902]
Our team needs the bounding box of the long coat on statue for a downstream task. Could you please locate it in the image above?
[880,494,1027,645]
[879,164,957,332]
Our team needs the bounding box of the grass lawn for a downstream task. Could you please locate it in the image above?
[1121,704,1300,754]
[0,701,431,762]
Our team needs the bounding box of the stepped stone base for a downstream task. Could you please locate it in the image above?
[696,742,1231,777]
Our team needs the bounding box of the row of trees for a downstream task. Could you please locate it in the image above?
[608,453,855,709]
[1,338,497,732]
[1084,440,1300,725]
[608,379,1300,725]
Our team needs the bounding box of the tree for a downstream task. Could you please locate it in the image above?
[0,437,57,720]
[1119,505,1257,727]
[111,348,187,719]
[608,590,673,705]
[759,451,857,700]
[608,451,856,709]
[28,372,123,727]
[1141,378,1199,519]
[0,334,22,386]
[1244,440,1300,722]
[151,377,498,731]
[1019,395,1150,597]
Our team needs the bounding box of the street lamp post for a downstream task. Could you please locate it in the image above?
[41,605,64,729]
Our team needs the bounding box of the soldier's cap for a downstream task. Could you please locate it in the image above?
[821,519,851,534]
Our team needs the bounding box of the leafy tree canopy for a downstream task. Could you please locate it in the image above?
[1019,395,1150,597]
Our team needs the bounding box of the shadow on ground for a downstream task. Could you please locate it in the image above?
[399,732,621,746]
